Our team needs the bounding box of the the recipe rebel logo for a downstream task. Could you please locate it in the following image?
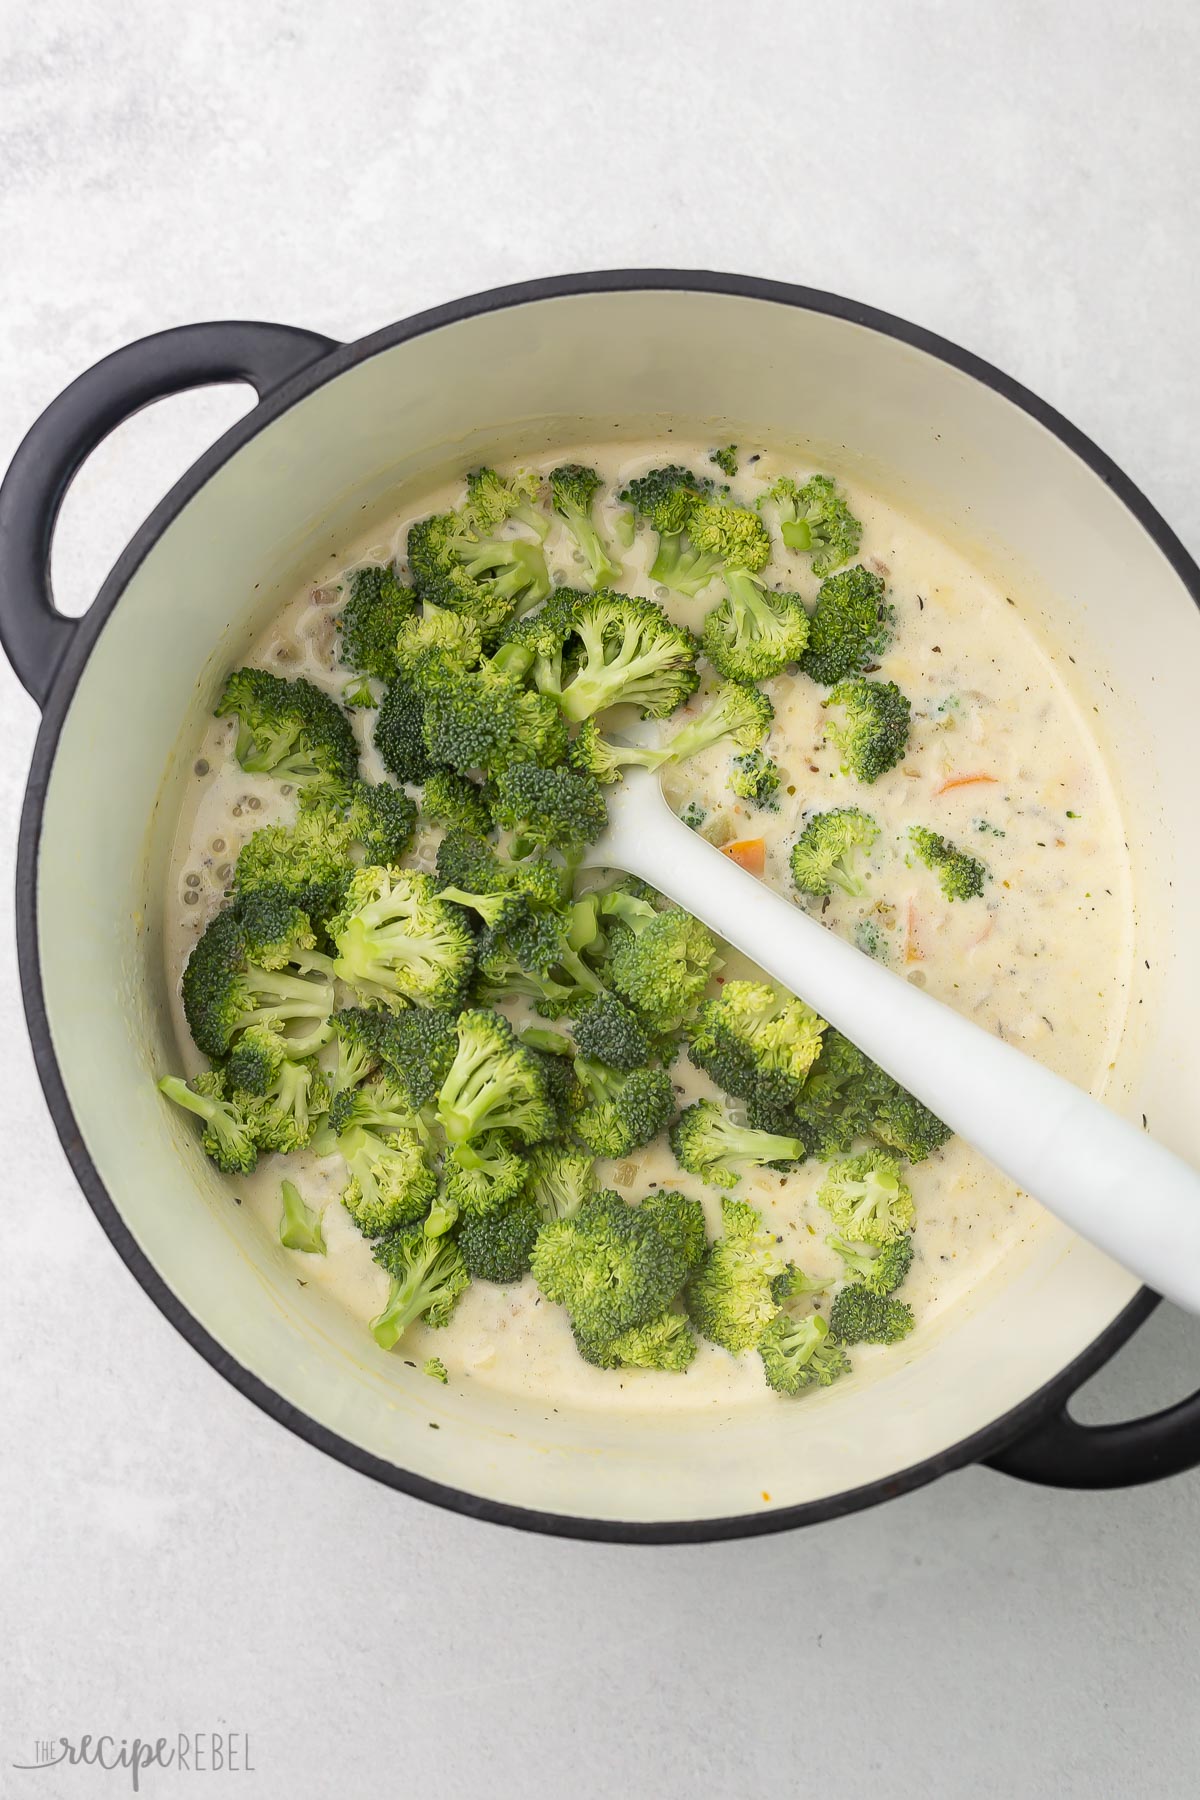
[11,1732,255,1789]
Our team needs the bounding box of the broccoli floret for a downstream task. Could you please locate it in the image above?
[670,1098,805,1189]
[605,907,720,1035]
[728,749,781,810]
[644,490,770,599]
[489,587,581,687]
[685,1198,782,1354]
[233,887,318,971]
[869,1084,952,1162]
[238,1055,329,1154]
[424,1356,449,1383]
[550,592,700,723]
[638,1190,708,1272]
[436,1009,553,1146]
[910,827,989,901]
[232,809,352,922]
[181,904,336,1060]
[687,980,827,1112]
[215,668,358,803]
[818,1150,914,1246]
[442,1133,526,1215]
[337,564,416,681]
[158,1071,258,1174]
[422,664,568,778]
[531,1189,691,1344]
[394,603,484,683]
[329,1005,458,1112]
[828,1284,915,1345]
[224,1021,288,1095]
[369,1226,469,1349]
[763,474,861,576]
[578,1309,697,1372]
[758,1309,852,1395]
[457,1198,541,1283]
[329,868,475,1011]
[279,1179,327,1254]
[568,718,671,784]
[490,761,608,858]
[339,1124,437,1236]
[339,780,418,865]
[408,509,551,635]
[826,1230,914,1295]
[464,466,549,539]
[710,445,738,477]
[374,677,434,785]
[701,573,810,682]
[790,808,880,897]
[573,1061,674,1158]
[772,1262,829,1300]
[801,567,893,687]
[853,918,890,962]
[343,677,376,709]
[824,677,911,784]
[620,465,714,587]
[420,770,493,837]
[664,680,775,764]
[571,992,652,1071]
[550,464,621,587]
[524,1145,596,1223]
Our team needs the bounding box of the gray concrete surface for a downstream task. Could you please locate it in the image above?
[1,2,1198,1794]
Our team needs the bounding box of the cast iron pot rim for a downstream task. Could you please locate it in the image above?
[14,268,1187,1542]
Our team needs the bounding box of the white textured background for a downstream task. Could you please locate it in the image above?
[3,3,1200,1795]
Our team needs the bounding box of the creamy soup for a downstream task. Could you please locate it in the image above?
[163,441,1133,1409]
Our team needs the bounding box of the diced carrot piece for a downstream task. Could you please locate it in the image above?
[934,773,998,796]
[905,898,925,963]
[722,837,766,875]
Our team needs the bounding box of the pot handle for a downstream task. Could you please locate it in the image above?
[0,320,339,708]
[986,1364,1200,1489]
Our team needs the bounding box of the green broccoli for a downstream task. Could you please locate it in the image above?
[687,980,827,1112]
[758,1309,851,1395]
[436,1009,554,1146]
[531,1189,691,1345]
[157,1071,258,1175]
[464,466,549,539]
[826,1230,914,1295]
[605,906,720,1035]
[818,1150,914,1246]
[408,508,551,635]
[670,1098,805,1188]
[328,1005,459,1112]
[869,1085,952,1162]
[329,868,475,1012]
[279,1179,327,1254]
[577,1309,697,1372]
[524,1145,596,1223]
[909,827,989,901]
[337,564,416,681]
[824,677,911,783]
[550,464,621,587]
[338,780,418,866]
[420,770,493,837]
[710,445,738,477]
[801,566,893,687]
[571,992,652,1072]
[181,904,336,1061]
[339,1124,437,1236]
[568,718,672,784]
[644,494,771,599]
[369,1226,469,1349]
[489,761,608,858]
[457,1198,541,1283]
[394,603,483,682]
[701,574,810,682]
[423,1356,449,1383]
[489,587,581,687]
[573,1060,675,1158]
[232,809,352,921]
[215,668,358,803]
[374,677,434,785]
[665,680,775,762]
[442,1134,526,1214]
[828,1283,915,1345]
[685,1198,782,1354]
[422,664,568,778]
[772,1262,829,1299]
[238,1054,328,1154]
[234,886,319,971]
[224,1021,288,1095]
[549,592,700,722]
[343,678,377,709]
[789,808,880,897]
[762,474,861,576]
[620,465,715,589]
[638,1190,708,1272]
[728,749,781,810]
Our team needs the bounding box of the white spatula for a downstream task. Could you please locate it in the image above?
[581,769,1200,1314]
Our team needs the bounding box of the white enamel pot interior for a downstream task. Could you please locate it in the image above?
[6,275,1200,1539]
